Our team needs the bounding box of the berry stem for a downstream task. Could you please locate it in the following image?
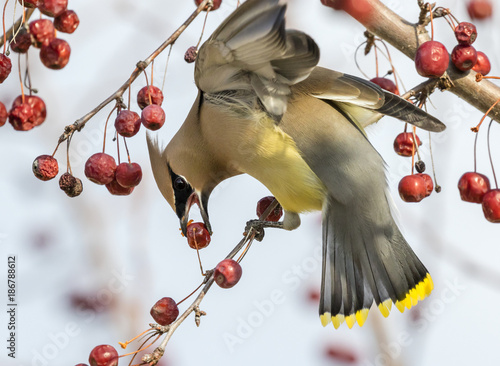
[176,281,204,307]
[354,41,371,79]
[123,136,131,164]
[102,105,118,153]
[17,53,25,103]
[374,43,379,78]
[428,3,434,41]
[192,227,205,276]
[473,125,479,172]
[428,131,441,192]
[66,134,74,175]
[471,97,500,132]
[0,8,34,49]
[376,41,402,94]
[119,333,161,358]
[2,0,9,54]
[118,328,153,350]
[161,44,173,93]
[116,130,120,164]
[196,7,211,48]
[487,119,498,188]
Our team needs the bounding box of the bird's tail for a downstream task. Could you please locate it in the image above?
[319,196,433,329]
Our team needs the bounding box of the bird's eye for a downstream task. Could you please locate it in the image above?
[173,177,187,191]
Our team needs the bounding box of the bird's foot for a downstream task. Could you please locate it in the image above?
[244,219,284,242]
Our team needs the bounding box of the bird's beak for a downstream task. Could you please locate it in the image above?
[180,191,212,236]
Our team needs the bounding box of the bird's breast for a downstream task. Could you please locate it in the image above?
[236,115,327,213]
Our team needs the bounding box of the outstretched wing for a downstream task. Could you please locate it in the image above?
[194,0,319,117]
[296,67,446,132]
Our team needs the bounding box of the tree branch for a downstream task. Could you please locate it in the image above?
[332,0,500,122]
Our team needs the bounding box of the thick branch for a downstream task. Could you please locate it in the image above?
[336,0,500,122]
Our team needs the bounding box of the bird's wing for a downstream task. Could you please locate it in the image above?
[194,0,319,117]
[296,67,446,132]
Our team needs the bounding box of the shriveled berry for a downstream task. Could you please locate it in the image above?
[39,0,68,17]
[398,175,427,203]
[393,132,422,157]
[84,153,117,185]
[0,54,12,83]
[33,155,59,181]
[9,103,34,131]
[415,160,426,173]
[141,104,165,131]
[29,19,56,48]
[455,22,477,45]
[195,0,222,11]
[10,27,32,53]
[12,95,47,127]
[325,345,358,363]
[114,110,140,137]
[0,102,7,127]
[451,44,477,72]
[106,178,134,196]
[88,344,118,366]
[370,77,399,95]
[40,38,71,69]
[482,189,500,223]
[186,222,211,249]
[59,172,83,197]
[184,46,197,63]
[18,0,41,7]
[472,51,491,75]
[54,10,79,33]
[214,259,242,288]
[416,173,433,197]
[415,41,449,78]
[467,0,493,20]
[150,297,179,326]
[137,86,163,110]
[256,196,283,222]
[458,171,490,203]
[115,162,142,188]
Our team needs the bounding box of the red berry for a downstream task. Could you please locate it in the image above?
[0,53,12,83]
[150,297,179,326]
[451,44,477,72]
[416,173,433,197]
[12,95,47,127]
[137,86,163,110]
[8,103,34,131]
[105,178,134,196]
[141,104,165,131]
[186,222,211,249]
[370,77,399,95]
[194,0,222,11]
[18,0,41,7]
[393,132,422,157]
[214,259,242,289]
[482,189,500,223]
[458,171,491,203]
[29,19,56,48]
[32,155,59,181]
[467,0,493,20]
[114,110,141,137]
[0,102,7,127]
[115,162,142,188]
[472,51,491,76]
[415,41,449,78]
[88,344,118,366]
[10,27,32,53]
[40,38,71,69]
[325,345,357,363]
[398,175,427,203]
[54,10,80,33]
[84,153,117,185]
[256,196,283,222]
[455,22,477,45]
[184,46,198,63]
[39,0,68,17]
[59,172,83,197]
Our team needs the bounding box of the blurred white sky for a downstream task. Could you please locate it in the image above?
[1,1,500,365]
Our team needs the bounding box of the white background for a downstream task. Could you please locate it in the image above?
[1,1,500,365]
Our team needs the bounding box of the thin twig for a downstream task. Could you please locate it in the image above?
[56,0,212,145]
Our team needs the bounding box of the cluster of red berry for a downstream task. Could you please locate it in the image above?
[458,172,499,222]
[0,0,79,131]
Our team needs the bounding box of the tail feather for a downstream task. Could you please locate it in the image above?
[319,196,433,329]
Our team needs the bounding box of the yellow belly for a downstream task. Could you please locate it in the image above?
[238,115,326,213]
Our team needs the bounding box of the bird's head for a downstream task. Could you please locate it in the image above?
[146,133,213,237]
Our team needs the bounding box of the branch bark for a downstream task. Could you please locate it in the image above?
[333,0,500,122]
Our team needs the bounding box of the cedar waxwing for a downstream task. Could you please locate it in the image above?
[147,0,445,329]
